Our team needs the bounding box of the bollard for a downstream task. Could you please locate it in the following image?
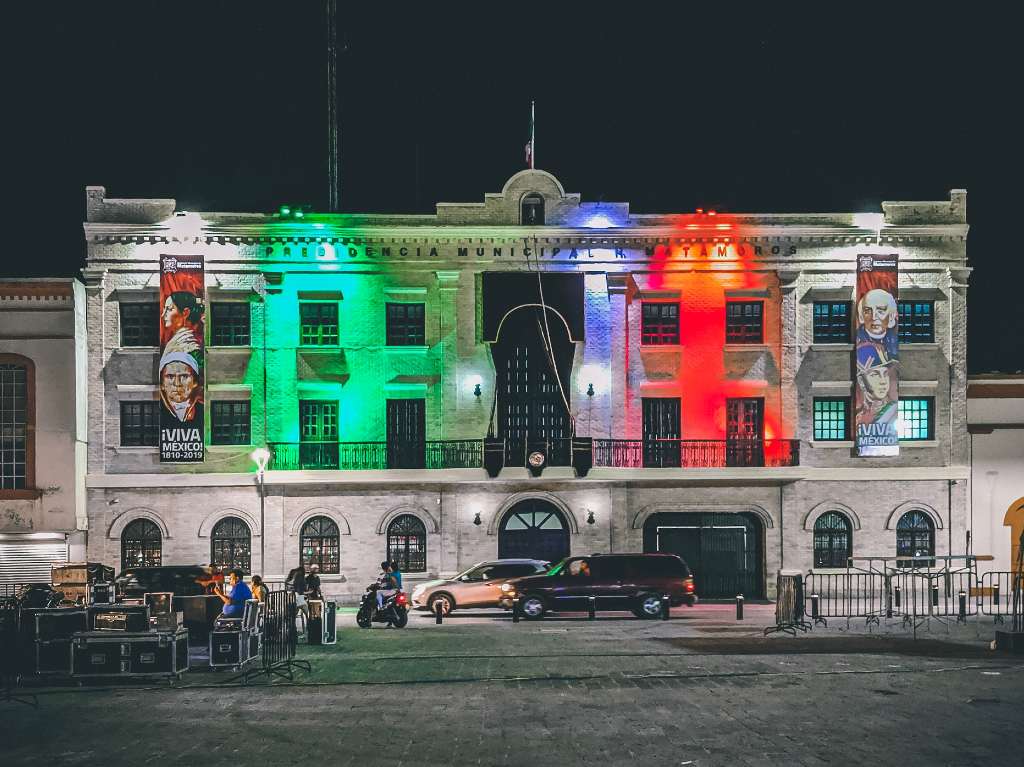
[993,583,1001,612]
[512,597,520,624]
[931,583,939,608]
[958,590,967,623]
[588,595,596,620]
[811,594,820,620]
[661,594,670,621]
[435,600,443,625]
[736,594,744,621]
[894,584,901,609]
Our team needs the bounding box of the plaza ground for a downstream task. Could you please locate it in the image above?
[3,605,1022,766]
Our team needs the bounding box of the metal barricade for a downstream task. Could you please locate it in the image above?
[980,572,1015,620]
[804,572,886,619]
[232,589,310,684]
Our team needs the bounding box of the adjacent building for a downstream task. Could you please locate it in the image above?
[0,279,89,585]
[81,172,971,600]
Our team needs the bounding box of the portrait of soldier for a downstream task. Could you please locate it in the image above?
[855,343,898,427]
[158,351,203,424]
[856,287,899,359]
[161,290,204,357]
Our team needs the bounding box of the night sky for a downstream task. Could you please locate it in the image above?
[5,3,1018,373]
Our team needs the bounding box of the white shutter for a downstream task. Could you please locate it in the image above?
[0,540,69,585]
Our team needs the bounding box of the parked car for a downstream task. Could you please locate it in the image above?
[114,565,223,598]
[498,553,696,619]
[410,559,550,615]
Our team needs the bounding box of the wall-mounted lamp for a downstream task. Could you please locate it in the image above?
[474,383,482,398]
[586,509,595,525]
[586,383,595,398]
[473,511,482,526]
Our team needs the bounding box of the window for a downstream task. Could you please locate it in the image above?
[641,303,680,345]
[300,302,339,346]
[210,517,251,572]
[386,514,427,573]
[725,301,763,344]
[896,510,935,566]
[301,516,340,573]
[119,302,159,347]
[812,302,851,343]
[211,401,251,445]
[210,302,251,346]
[898,301,934,344]
[813,512,852,568]
[0,361,30,491]
[813,398,850,441]
[120,401,160,446]
[386,303,425,346]
[521,193,545,225]
[122,518,162,569]
[898,398,934,440]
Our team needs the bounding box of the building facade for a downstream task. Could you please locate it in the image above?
[968,375,1024,573]
[0,279,89,584]
[82,172,970,600]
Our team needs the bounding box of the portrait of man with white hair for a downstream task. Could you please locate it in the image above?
[856,287,899,359]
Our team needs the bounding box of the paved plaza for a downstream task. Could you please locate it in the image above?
[3,605,1022,766]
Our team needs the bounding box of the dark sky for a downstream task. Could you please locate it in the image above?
[5,3,1017,373]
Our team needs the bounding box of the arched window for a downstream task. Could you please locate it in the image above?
[387,514,427,573]
[813,511,852,568]
[122,518,162,569]
[211,516,251,573]
[0,356,34,495]
[521,193,545,225]
[300,516,340,574]
[896,510,935,567]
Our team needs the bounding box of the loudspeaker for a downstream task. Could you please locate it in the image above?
[483,438,504,478]
[572,437,593,477]
[323,601,337,645]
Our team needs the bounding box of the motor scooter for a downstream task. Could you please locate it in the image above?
[356,583,409,628]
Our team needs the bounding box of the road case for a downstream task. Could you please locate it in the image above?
[209,629,258,670]
[71,628,189,678]
[88,604,150,632]
[35,639,72,675]
[307,600,337,645]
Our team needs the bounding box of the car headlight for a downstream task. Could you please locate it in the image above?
[501,583,515,593]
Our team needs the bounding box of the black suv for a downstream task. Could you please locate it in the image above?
[498,553,696,619]
[114,566,222,598]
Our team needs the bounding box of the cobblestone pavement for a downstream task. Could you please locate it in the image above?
[3,605,1022,766]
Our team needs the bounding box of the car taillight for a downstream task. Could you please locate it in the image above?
[684,578,695,593]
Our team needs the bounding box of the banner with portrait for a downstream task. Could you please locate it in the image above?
[159,255,205,462]
[855,254,899,456]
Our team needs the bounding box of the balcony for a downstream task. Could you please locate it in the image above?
[267,440,483,471]
[265,438,800,473]
[592,439,800,468]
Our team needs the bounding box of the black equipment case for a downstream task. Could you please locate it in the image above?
[71,628,189,678]
[209,599,261,669]
[89,604,150,632]
[307,600,337,645]
[19,608,87,675]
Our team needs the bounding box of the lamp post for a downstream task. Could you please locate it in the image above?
[251,448,271,575]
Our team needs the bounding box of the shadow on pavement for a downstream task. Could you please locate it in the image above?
[654,635,996,658]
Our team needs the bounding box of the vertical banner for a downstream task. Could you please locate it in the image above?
[855,254,899,456]
[159,255,205,462]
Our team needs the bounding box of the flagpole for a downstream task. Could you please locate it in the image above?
[530,100,535,169]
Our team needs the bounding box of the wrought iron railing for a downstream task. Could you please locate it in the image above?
[591,439,800,468]
[267,441,483,471]
[267,438,799,471]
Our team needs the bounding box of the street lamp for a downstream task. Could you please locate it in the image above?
[251,448,270,574]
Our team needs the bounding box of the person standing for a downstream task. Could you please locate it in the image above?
[250,575,267,602]
[306,564,322,601]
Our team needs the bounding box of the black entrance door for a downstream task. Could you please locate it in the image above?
[386,399,425,468]
[643,512,764,598]
[726,397,764,467]
[642,398,681,468]
[492,307,574,467]
[299,400,339,469]
[497,499,570,563]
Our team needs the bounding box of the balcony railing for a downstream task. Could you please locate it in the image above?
[266,438,799,472]
[592,439,800,468]
[268,440,483,471]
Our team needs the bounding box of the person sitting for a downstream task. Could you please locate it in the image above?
[389,560,403,591]
[250,575,267,602]
[212,569,253,619]
[375,561,398,614]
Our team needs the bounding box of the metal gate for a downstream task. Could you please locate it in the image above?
[643,512,764,598]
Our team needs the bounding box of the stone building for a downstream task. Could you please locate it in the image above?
[82,171,970,601]
[0,279,89,584]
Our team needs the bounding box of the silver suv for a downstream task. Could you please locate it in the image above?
[410,559,549,615]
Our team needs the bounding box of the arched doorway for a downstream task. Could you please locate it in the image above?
[498,499,570,563]
[643,512,765,598]
[491,305,575,466]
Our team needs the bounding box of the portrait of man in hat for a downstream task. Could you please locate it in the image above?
[855,342,898,427]
[159,351,203,425]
